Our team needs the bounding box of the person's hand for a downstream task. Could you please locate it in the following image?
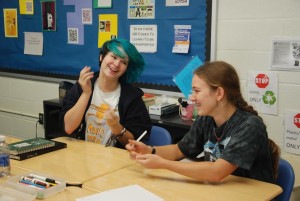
[135,154,164,169]
[126,139,151,160]
[78,66,94,95]
[104,108,119,128]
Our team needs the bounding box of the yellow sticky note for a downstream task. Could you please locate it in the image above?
[98,14,118,48]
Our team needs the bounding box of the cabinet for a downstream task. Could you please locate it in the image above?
[43,99,193,143]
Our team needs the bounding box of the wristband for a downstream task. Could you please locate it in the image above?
[114,127,126,139]
[151,146,156,154]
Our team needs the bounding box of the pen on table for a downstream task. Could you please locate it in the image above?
[20,177,50,188]
[19,180,46,189]
[28,173,56,184]
[136,130,147,142]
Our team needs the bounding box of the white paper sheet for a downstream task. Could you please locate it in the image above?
[24,32,43,56]
[76,185,164,201]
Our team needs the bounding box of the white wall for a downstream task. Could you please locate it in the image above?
[0,76,58,138]
[0,0,299,200]
[216,0,300,200]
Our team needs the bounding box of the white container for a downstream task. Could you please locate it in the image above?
[2,171,66,199]
[0,184,36,201]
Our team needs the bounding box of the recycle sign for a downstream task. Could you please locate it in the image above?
[262,91,276,106]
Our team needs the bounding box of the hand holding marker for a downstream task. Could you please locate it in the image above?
[136,130,147,142]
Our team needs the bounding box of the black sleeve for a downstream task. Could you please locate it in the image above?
[121,96,152,141]
[58,82,84,134]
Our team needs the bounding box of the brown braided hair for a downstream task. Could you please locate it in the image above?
[194,61,280,180]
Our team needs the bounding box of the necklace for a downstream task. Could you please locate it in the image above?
[213,120,229,142]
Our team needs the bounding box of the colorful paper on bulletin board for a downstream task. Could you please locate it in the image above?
[98,14,118,48]
[93,0,112,8]
[128,0,155,19]
[41,0,56,31]
[19,0,34,15]
[173,55,202,98]
[3,9,18,38]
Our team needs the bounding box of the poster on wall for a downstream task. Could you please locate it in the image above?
[3,8,18,38]
[128,0,155,19]
[172,25,191,54]
[93,0,112,8]
[270,37,300,71]
[19,0,34,15]
[98,14,118,48]
[284,109,300,155]
[24,32,43,56]
[130,25,157,53]
[41,0,56,31]
[166,0,189,6]
[247,71,278,115]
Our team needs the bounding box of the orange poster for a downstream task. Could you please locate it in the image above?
[3,9,18,38]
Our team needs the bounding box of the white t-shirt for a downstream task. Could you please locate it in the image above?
[85,79,120,146]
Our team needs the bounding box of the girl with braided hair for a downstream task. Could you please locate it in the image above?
[126,61,279,183]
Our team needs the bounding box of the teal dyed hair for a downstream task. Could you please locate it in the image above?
[100,38,145,83]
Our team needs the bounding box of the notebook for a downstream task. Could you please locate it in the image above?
[8,137,56,155]
[9,140,67,161]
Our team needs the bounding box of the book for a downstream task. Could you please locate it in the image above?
[173,55,203,98]
[8,137,56,155]
[9,140,67,161]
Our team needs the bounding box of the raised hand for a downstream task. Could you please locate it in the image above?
[78,66,94,95]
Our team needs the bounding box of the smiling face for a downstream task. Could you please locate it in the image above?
[100,51,129,81]
[190,75,219,117]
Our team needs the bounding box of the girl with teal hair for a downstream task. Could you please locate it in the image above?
[100,38,145,83]
[60,38,152,149]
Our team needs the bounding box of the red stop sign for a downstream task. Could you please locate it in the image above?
[294,113,300,128]
[255,74,269,88]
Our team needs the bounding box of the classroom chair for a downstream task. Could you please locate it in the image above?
[275,158,295,201]
[143,126,172,146]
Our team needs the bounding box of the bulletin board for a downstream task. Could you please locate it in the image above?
[0,0,216,93]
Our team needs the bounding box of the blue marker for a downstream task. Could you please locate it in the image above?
[19,180,46,189]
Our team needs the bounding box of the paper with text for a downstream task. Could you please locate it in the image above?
[24,32,43,55]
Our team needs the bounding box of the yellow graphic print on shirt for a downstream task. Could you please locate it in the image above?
[86,103,111,144]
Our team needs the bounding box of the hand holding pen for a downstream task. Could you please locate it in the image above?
[126,131,150,159]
